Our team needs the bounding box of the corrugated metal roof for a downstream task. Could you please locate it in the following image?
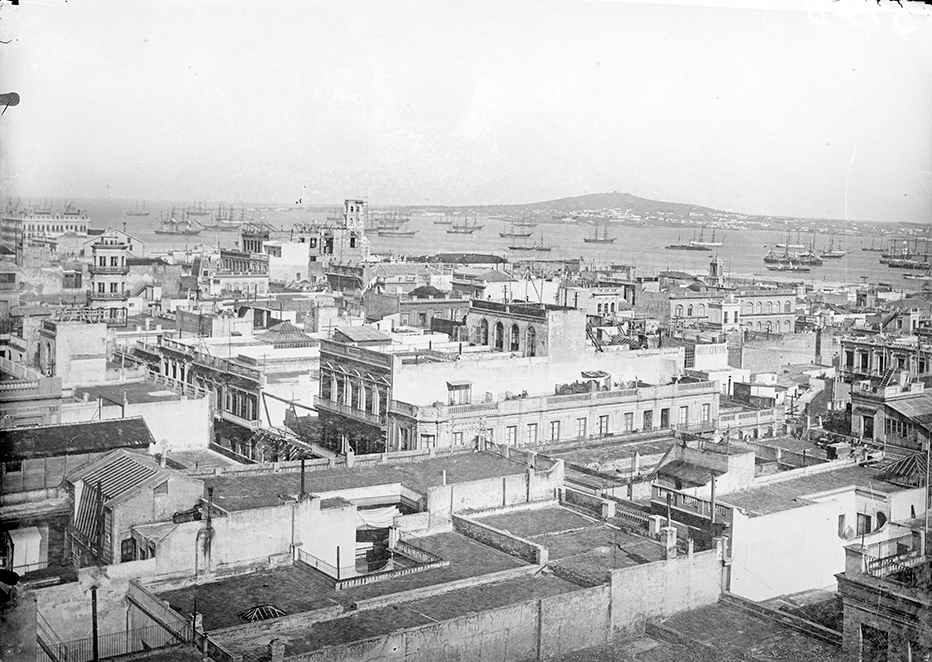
[334,326,392,343]
[886,395,932,424]
[70,449,162,502]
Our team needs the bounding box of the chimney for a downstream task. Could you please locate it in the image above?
[268,638,285,662]
[159,450,168,468]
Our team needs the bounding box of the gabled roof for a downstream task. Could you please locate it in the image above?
[2,417,154,461]
[477,270,515,283]
[885,394,932,433]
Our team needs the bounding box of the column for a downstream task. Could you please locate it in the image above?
[330,373,338,402]
[357,379,366,413]
[343,377,351,406]
[372,387,381,416]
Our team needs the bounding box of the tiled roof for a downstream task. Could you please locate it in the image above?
[258,321,313,345]
[2,417,154,460]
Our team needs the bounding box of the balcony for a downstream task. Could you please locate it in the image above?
[219,409,261,430]
[315,395,386,428]
[89,264,130,275]
[88,291,129,301]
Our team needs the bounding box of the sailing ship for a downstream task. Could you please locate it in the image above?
[154,209,202,235]
[763,246,822,267]
[776,229,805,250]
[666,232,710,251]
[509,232,552,252]
[433,214,454,225]
[861,237,885,252]
[186,201,212,217]
[126,200,150,217]
[447,212,482,235]
[583,224,616,244]
[376,211,418,237]
[690,226,723,249]
[500,219,533,238]
[200,203,246,231]
[820,234,847,259]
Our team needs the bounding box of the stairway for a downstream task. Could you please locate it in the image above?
[878,366,897,388]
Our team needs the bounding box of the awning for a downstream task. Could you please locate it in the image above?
[446,380,472,388]
[9,527,41,569]
[356,506,400,529]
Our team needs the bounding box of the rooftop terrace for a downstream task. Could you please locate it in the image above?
[72,381,188,405]
[720,464,901,516]
[158,531,528,631]
[477,506,667,579]
[203,451,529,512]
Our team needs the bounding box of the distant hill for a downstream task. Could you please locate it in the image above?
[510,191,724,215]
[407,191,726,216]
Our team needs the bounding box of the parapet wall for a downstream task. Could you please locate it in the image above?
[452,515,548,565]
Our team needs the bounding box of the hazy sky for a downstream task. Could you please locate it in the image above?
[2,0,931,222]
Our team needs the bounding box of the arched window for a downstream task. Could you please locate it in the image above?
[479,318,489,345]
[675,305,684,318]
[697,304,705,317]
[765,321,773,333]
[610,302,615,314]
[526,326,537,357]
[756,302,762,314]
[597,303,603,314]
[766,302,773,314]
[784,320,792,333]
[510,324,520,352]
[494,322,504,351]
[784,301,791,313]
[744,302,753,314]
[687,305,694,317]
[756,321,762,331]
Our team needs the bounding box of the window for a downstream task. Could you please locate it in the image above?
[526,423,538,445]
[576,417,587,438]
[494,322,504,351]
[4,460,22,473]
[418,434,434,449]
[784,301,791,313]
[623,412,634,432]
[697,304,705,317]
[687,305,693,317]
[510,324,520,352]
[597,303,603,314]
[401,313,409,325]
[453,432,464,446]
[766,302,773,314]
[526,326,536,357]
[598,415,609,436]
[837,515,847,538]
[418,312,428,326]
[644,410,653,430]
[610,302,616,313]
[110,256,118,267]
[550,421,560,441]
[724,311,729,324]
[679,406,688,425]
[153,481,168,496]
[701,403,710,422]
[506,426,517,445]
[856,513,872,536]
[675,305,684,317]
[121,538,136,563]
[110,282,118,292]
[479,319,489,345]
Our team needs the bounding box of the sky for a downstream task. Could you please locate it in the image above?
[1,0,931,223]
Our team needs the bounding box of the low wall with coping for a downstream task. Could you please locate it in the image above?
[451,515,548,565]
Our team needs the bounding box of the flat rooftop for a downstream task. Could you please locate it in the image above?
[548,603,846,661]
[720,464,902,516]
[158,531,526,630]
[214,572,580,660]
[73,381,190,405]
[204,452,527,512]
[548,436,675,469]
[166,448,239,471]
[477,506,667,579]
